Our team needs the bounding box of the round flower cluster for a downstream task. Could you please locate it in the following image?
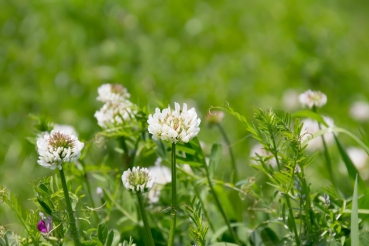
[94,101,137,128]
[97,83,130,102]
[299,90,327,108]
[37,130,84,170]
[147,102,201,143]
[95,83,137,129]
[122,167,155,193]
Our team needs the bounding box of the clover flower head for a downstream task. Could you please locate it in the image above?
[147,102,201,143]
[299,90,327,108]
[206,110,224,126]
[301,116,334,151]
[97,83,130,102]
[37,212,52,234]
[94,100,137,129]
[350,101,369,122]
[122,167,155,193]
[36,130,84,170]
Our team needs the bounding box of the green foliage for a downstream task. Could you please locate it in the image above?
[185,197,209,246]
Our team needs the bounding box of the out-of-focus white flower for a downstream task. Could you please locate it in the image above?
[147,102,201,143]
[97,83,130,102]
[350,101,369,122]
[94,101,137,128]
[148,160,171,203]
[53,124,78,137]
[282,89,300,111]
[249,143,277,167]
[37,130,84,170]
[122,167,155,193]
[299,90,327,108]
[301,116,334,151]
[96,187,104,198]
[346,147,368,170]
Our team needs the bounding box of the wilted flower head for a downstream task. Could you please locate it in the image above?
[53,124,78,137]
[37,130,84,170]
[97,83,130,102]
[147,102,201,143]
[349,101,369,122]
[122,167,155,193]
[301,116,334,151]
[299,90,327,108]
[37,212,52,234]
[206,110,225,126]
[94,100,137,129]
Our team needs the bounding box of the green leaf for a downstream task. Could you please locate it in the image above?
[82,240,103,246]
[359,231,369,246]
[260,227,279,245]
[334,135,366,191]
[37,199,52,215]
[105,230,120,246]
[209,144,223,177]
[351,175,359,246]
[208,243,239,246]
[291,110,328,127]
[98,223,109,244]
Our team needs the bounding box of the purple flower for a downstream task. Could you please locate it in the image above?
[37,212,52,234]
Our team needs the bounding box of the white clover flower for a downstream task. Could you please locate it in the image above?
[94,100,137,129]
[122,167,155,193]
[349,101,369,122]
[53,124,78,137]
[299,90,327,108]
[301,116,335,151]
[97,83,130,102]
[37,130,84,170]
[147,102,201,143]
[148,159,171,203]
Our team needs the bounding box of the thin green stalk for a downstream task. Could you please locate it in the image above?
[194,138,240,244]
[216,124,238,182]
[137,193,155,246]
[59,168,81,246]
[285,194,300,246]
[192,182,215,232]
[168,143,177,246]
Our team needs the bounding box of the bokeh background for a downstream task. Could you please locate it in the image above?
[1,0,369,235]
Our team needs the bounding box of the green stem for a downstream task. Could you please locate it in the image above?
[195,138,240,244]
[137,193,155,246]
[168,143,177,246]
[217,124,238,182]
[81,161,99,224]
[59,168,81,246]
[285,194,300,246]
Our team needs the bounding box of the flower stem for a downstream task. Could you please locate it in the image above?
[168,143,177,246]
[285,194,300,246]
[59,168,81,246]
[194,137,240,244]
[137,193,155,246]
[216,124,238,182]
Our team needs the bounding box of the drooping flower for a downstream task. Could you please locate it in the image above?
[206,110,224,127]
[94,100,137,129]
[122,167,155,193]
[299,90,327,108]
[148,158,171,203]
[301,116,335,151]
[349,101,369,122]
[37,212,52,234]
[147,102,201,143]
[96,83,130,102]
[37,130,84,170]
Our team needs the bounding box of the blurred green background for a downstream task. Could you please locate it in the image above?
[1,0,369,235]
